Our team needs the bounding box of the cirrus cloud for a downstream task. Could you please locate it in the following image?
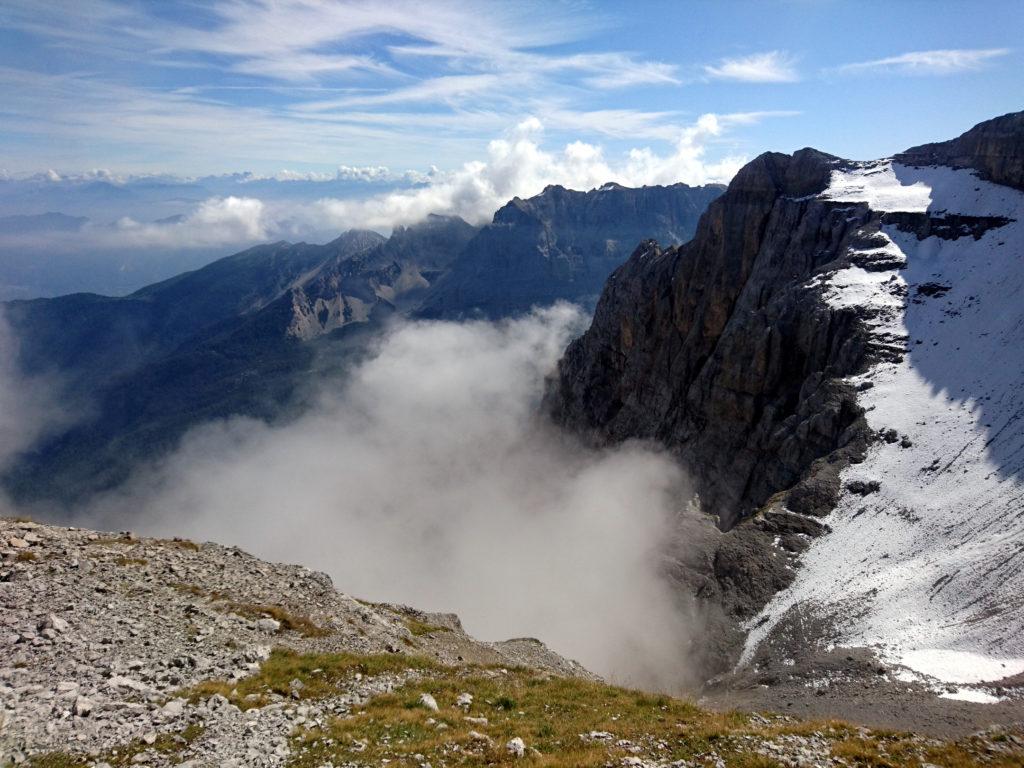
[836,48,1010,76]
[704,51,799,83]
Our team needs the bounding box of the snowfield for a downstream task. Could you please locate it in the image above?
[743,161,1024,692]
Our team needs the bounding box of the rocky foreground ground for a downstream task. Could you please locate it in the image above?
[2,515,1023,768]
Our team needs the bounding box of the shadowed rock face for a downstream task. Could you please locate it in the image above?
[417,182,724,319]
[897,110,1024,191]
[547,149,871,531]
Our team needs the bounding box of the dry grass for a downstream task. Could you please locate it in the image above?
[404,617,451,636]
[1,514,34,523]
[85,535,133,547]
[282,655,1024,768]
[159,537,200,551]
[289,666,765,767]
[223,602,330,637]
[180,648,439,710]
[26,724,204,767]
[167,582,327,637]
[171,581,203,597]
[113,555,148,566]
[15,550,38,562]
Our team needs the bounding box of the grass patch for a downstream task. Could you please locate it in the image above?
[225,602,330,637]
[180,648,440,710]
[286,663,1024,768]
[113,555,148,566]
[15,550,38,562]
[85,535,133,547]
[27,724,204,767]
[2,514,34,523]
[159,537,200,551]
[171,582,208,598]
[405,617,452,636]
[289,667,754,767]
[168,583,327,637]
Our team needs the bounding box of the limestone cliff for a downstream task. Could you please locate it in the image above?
[547,149,872,531]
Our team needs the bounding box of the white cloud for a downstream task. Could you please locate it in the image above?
[2,113,781,251]
[239,165,397,183]
[0,2,691,175]
[295,74,513,111]
[312,114,748,231]
[837,48,1010,76]
[111,196,268,247]
[231,52,397,82]
[704,51,799,83]
[86,306,700,689]
[336,165,393,182]
[0,313,69,472]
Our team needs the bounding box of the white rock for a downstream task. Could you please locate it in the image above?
[418,693,439,712]
[455,692,473,708]
[44,614,69,633]
[107,675,152,693]
[506,737,526,757]
[72,696,93,717]
[464,716,488,726]
[161,699,185,718]
[468,730,493,745]
[256,618,281,633]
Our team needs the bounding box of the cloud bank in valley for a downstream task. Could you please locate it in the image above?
[82,305,698,689]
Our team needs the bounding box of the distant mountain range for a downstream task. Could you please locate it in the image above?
[418,182,723,318]
[1,182,722,505]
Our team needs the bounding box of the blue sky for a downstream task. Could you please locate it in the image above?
[2,0,1021,181]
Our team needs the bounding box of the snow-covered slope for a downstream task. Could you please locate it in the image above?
[743,159,1024,692]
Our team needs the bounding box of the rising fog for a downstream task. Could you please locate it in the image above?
[65,304,699,690]
[0,313,70,473]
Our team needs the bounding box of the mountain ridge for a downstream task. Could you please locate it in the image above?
[548,111,1024,700]
[1,181,723,506]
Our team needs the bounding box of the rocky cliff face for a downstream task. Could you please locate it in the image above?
[548,149,872,531]
[418,182,724,319]
[548,111,1024,681]
[897,110,1024,190]
[283,215,478,340]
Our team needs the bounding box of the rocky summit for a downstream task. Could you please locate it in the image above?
[3,515,1024,768]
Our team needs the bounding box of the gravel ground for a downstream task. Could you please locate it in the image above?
[0,517,587,765]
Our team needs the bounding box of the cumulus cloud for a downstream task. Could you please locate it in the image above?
[311,114,746,231]
[110,196,269,247]
[2,114,766,252]
[84,306,699,690]
[336,165,393,182]
[704,51,799,83]
[836,48,1010,76]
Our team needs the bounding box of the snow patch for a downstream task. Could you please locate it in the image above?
[744,161,1024,686]
[821,160,1021,218]
[939,688,1004,704]
[821,160,931,212]
[900,649,1024,685]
